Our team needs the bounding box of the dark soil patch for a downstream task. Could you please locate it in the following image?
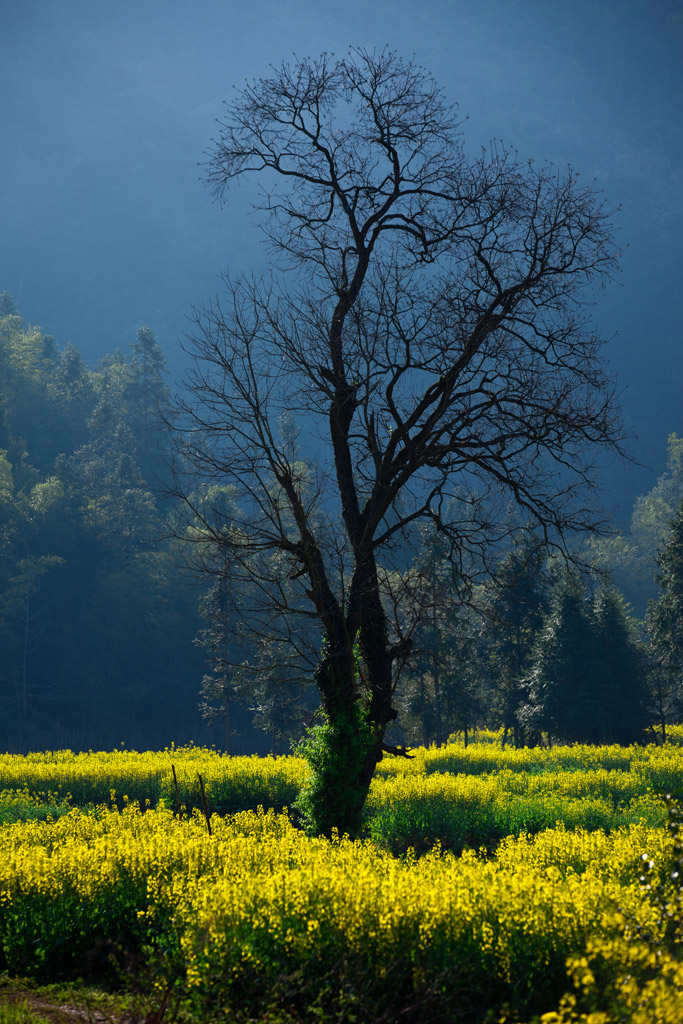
[0,982,135,1024]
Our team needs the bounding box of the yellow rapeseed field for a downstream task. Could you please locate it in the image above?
[0,734,682,1022]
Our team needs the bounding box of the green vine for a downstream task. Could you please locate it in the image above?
[293,634,380,838]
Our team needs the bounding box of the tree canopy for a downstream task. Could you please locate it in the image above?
[592,434,683,613]
[0,302,208,752]
[522,578,649,745]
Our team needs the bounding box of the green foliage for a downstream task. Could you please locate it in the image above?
[366,786,661,857]
[0,788,72,825]
[0,297,203,751]
[592,586,650,744]
[194,446,323,755]
[0,291,17,316]
[523,577,650,745]
[0,1001,51,1024]
[294,635,380,837]
[646,498,683,731]
[395,522,483,747]
[198,560,316,756]
[477,532,554,746]
[522,576,594,742]
[293,695,380,838]
[592,433,683,613]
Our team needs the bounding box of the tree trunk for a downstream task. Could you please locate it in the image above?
[294,675,386,838]
[295,561,397,837]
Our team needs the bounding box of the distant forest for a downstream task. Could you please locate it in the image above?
[1,293,682,753]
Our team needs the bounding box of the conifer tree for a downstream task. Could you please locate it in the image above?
[479,533,552,747]
[524,577,649,745]
[592,585,649,744]
[523,576,594,744]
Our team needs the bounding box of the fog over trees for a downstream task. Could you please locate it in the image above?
[2,1,681,516]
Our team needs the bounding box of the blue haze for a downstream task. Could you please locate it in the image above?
[1,0,682,519]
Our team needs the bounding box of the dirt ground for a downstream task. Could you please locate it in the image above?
[0,984,138,1024]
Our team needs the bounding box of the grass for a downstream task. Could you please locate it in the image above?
[0,978,134,1024]
[0,792,73,828]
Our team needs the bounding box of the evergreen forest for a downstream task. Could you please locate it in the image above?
[1,291,682,755]
[0,293,206,752]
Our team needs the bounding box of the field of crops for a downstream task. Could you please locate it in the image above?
[1,732,682,1023]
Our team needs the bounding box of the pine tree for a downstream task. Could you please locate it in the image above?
[478,533,552,747]
[524,577,650,745]
[592,585,649,744]
[523,575,594,744]
[129,326,169,484]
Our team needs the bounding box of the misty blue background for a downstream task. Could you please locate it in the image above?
[2,0,681,520]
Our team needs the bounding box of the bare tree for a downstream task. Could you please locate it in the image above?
[172,48,624,834]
